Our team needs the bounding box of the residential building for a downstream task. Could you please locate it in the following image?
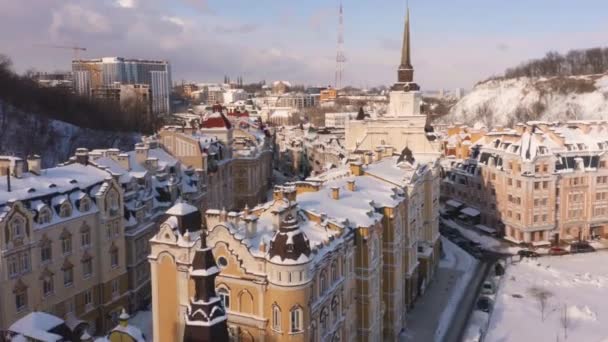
[149,147,440,342]
[324,112,357,128]
[275,93,317,109]
[0,156,128,335]
[441,124,487,160]
[271,81,291,95]
[72,57,171,115]
[443,121,608,244]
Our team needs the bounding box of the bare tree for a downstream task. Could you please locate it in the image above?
[560,304,570,340]
[528,286,553,321]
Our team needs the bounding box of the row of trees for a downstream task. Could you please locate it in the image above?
[504,47,608,79]
[0,54,158,133]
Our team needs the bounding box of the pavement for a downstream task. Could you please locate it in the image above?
[401,238,478,342]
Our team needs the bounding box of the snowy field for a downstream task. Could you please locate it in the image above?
[486,252,608,342]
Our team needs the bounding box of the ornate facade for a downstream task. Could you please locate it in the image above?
[0,157,128,335]
[149,146,441,342]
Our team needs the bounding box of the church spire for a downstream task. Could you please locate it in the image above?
[393,2,419,91]
[400,5,412,69]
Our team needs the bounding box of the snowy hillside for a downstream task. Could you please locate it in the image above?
[446,74,608,127]
[0,101,140,167]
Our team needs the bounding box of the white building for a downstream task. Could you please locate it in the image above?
[151,70,171,115]
[324,112,357,128]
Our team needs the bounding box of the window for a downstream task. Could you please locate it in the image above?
[331,262,338,282]
[290,307,303,333]
[516,180,521,188]
[272,305,281,331]
[80,199,90,212]
[535,165,540,173]
[11,216,25,239]
[38,209,52,224]
[59,203,72,218]
[110,247,119,268]
[534,182,540,190]
[83,258,93,278]
[41,243,52,263]
[42,277,54,297]
[217,288,230,309]
[81,229,91,248]
[542,214,548,222]
[542,164,548,172]
[320,308,329,336]
[84,289,93,308]
[508,178,513,186]
[15,290,27,312]
[20,253,30,273]
[320,272,327,295]
[543,181,549,189]
[217,256,228,268]
[111,279,119,297]
[64,268,73,287]
[533,215,539,223]
[61,235,72,255]
[8,256,18,277]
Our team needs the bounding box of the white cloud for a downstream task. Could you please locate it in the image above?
[115,0,136,9]
[50,4,112,39]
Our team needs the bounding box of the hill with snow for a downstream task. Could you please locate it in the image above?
[445,74,608,127]
[0,101,140,167]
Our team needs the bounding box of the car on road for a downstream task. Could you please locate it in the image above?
[517,250,540,258]
[570,241,595,254]
[548,247,568,256]
[476,296,493,313]
[480,280,496,295]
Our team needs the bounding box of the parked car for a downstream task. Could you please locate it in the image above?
[476,296,493,313]
[480,280,496,295]
[570,241,596,254]
[517,250,540,258]
[548,247,568,256]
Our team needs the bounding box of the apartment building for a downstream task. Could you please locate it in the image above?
[0,156,128,335]
[275,93,317,109]
[149,146,441,342]
[443,121,608,244]
[72,57,171,115]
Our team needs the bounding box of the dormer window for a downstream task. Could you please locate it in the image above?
[38,208,52,224]
[80,198,91,212]
[59,203,72,218]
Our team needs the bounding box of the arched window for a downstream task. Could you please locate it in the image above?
[272,304,281,331]
[331,296,340,322]
[59,203,72,218]
[290,306,303,333]
[311,320,317,342]
[11,216,25,239]
[320,308,329,337]
[38,208,52,224]
[319,271,327,295]
[331,261,338,282]
[79,198,91,212]
[217,287,230,310]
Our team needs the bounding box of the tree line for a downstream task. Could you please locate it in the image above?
[0,54,158,134]
[504,47,608,79]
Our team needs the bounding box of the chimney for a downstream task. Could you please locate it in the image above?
[27,155,41,175]
[246,216,258,238]
[117,153,130,171]
[385,146,395,157]
[145,157,159,170]
[363,152,373,165]
[331,186,340,200]
[75,148,89,165]
[375,148,383,161]
[259,239,266,253]
[349,162,364,176]
[6,167,10,192]
[135,143,149,165]
[12,159,24,178]
[347,180,356,191]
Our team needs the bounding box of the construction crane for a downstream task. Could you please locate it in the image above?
[36,44,87,59]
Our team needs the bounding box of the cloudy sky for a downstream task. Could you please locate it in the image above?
[1,0,607,90]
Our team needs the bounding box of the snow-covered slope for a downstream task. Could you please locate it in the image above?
[0,101,140,167]
[446,74,608,127]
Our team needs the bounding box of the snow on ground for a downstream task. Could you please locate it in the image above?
[446,74,608,127]
[433,237,478,342]
[129,310,152,341]
[486,252,608,342]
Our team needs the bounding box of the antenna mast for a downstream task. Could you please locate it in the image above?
[335,1,346,89]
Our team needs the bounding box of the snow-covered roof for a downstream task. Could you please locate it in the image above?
[0,163,110,204]
[166,202,198,216]
[9,312,65,341]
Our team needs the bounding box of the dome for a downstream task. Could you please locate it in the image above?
[268,214,311,263]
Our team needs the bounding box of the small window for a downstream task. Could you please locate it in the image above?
[15,291,27,312]
[272,305,281,331]
[110,248,119,268]
[218,288,230,309]
[41,243,52,263]
[42,277,54,297]
[111,279,120,296]
[64,268,73,287]
[83,259,93,278]
[81,230,91,248]
[84,289,93,307]
[217,256,228,268]
[290,307,303,333]
[62,236,72,255]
